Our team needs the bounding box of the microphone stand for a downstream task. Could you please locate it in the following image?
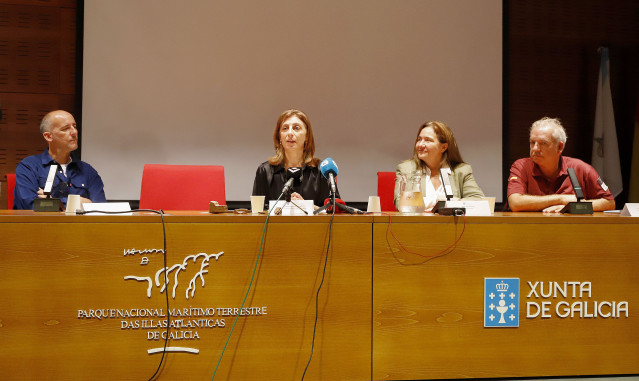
[313,193,361,215]
[431,171,465,216]
[276,189,309,215]
[560,168,593,214]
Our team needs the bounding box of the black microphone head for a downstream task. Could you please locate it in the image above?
[567,167,585,201]
[440,170,454,200]
[287,167,303,184]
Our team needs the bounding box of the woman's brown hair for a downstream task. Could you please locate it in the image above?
[269,109,319,167]
[411,120,464,170]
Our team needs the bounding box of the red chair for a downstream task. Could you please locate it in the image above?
[6,173,16,209]
[377,171,397,212]
[139,164,226,211]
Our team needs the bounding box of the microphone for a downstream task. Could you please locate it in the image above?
[567,167,585,201]
[319,158,338,195]
[282,167,302,195]
[34,164,62,212]
[43,164,58,196]
[432,168,462,214]
[440,169,454,200]
[560,168,593,214]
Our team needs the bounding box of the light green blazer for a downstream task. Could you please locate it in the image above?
[394,160,485,207]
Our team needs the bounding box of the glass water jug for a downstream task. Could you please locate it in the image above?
[397,173,425,213]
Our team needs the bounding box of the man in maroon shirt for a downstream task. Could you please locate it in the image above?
[507,117,615,212]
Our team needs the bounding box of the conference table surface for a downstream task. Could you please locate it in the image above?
[1,210,637,380]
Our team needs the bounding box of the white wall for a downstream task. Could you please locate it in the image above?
[83,0,502,202]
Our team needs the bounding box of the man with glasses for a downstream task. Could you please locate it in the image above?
[13,110,106,209]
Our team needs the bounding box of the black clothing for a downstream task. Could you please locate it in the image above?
[252,161,338,208]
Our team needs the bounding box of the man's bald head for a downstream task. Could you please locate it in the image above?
[40,110,74,134]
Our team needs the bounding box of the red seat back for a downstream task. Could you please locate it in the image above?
[139,164,225,210]
[6,173,16,209]
[377,171,397,212]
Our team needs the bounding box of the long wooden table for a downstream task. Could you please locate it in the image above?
[0,211,637,380]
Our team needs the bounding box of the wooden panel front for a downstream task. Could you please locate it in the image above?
[3,212,638,380]
[372,214,639,380]
[0,213,372,380]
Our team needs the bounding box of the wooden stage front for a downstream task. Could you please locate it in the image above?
[0,211,637,380]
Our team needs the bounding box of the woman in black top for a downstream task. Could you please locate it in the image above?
[252,109,335,208]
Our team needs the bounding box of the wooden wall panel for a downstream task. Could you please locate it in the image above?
[0,1,77,209]
[505,0,639,205]
[59,6,76,94]
[0,4,61,93]
[0,0,63,6]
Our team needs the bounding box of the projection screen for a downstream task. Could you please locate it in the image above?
[83,0,502,203]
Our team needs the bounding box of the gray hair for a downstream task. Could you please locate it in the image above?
[530,117,567,144]
[39,111,56,134]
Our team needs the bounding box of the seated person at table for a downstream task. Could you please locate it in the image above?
[394,120,484,211]
[252,109,337,209]
[13,110,106,209]
[507,117,614,212]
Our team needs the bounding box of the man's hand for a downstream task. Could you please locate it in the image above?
[542,204,565,213]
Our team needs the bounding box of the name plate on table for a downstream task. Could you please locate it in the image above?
[82,202,132,215]
[621,203,639,217]
[445,200,491,216]
[268,200,314,216]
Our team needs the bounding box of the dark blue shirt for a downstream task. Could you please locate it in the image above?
[13,150,106,210]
